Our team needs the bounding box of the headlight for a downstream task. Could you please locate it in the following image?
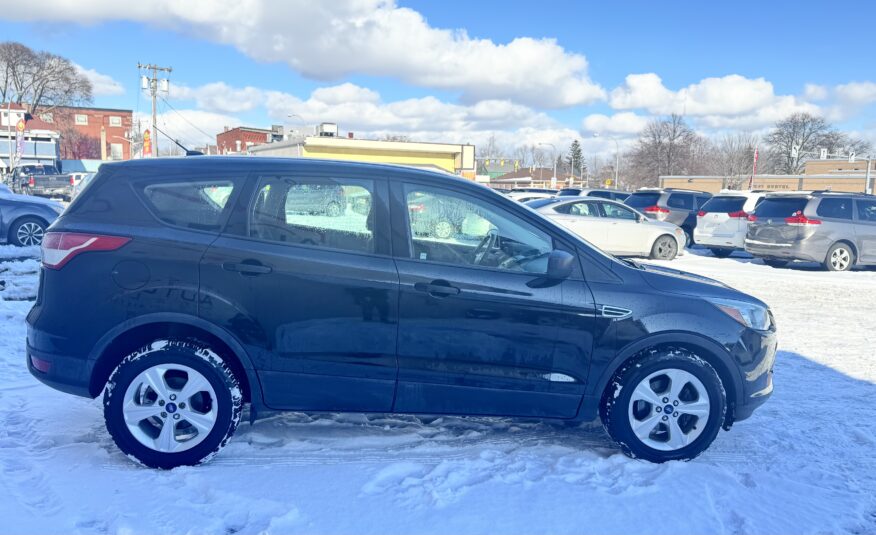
[707,297,770,330]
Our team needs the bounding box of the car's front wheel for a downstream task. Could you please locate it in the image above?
[103,339,243,469]
[9,217,47,246]
[709,248,733,258]
[601,348,726,463]
[650,235,678,260]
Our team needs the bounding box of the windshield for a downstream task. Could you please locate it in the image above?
[753,197,808,217]
[700,196,746,213]
[625,192,661,208]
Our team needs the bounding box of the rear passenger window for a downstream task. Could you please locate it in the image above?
[249,176,374,254]
[856,200,876,222]
[141,180,235,230]
[816,198,853,220]
[667,194,694,209]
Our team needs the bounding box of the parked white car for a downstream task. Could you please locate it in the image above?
[505,188,557,203]
[694,190,767,257]
[527,197,686,260]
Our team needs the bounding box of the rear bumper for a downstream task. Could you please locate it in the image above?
[694,229,744,249]
[26,328,94,398]
[744,238,821,263]
[24,186,72,198]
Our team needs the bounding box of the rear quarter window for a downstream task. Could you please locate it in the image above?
[625,192,661,208]
[139,180,235,231]
[667,194,694,209]
[816,198,853,220]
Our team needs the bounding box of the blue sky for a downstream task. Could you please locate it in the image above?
[2,0,874,154]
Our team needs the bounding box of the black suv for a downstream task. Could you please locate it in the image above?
[27,157,776,468]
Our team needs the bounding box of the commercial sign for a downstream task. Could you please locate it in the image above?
[15,118,25,157]
[142,129,152,157]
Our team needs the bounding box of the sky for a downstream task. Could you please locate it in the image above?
[1,0,875,158]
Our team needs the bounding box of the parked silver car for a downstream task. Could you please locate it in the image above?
[624,188,712,246]
[744,191,876,271]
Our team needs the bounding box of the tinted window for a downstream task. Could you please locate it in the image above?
[250,176,374,253]
[625,192,661,208]
[405,186,552,274]
[816,198,853,220]
[753,197,809,217]
[600,202,637,220]
[141,180,235,230]
[555,201,598,217]
[612,193,630,201]
[695,195,711,208]
[558,188,581,196]
[700,196,746,213]
[587,190,613,199]
[667,193,694,209]
[857,199,876,222]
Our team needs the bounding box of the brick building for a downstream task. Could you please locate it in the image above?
[1,103,134,164]
[217,126,282,154]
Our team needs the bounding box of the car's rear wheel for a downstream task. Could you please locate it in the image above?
[824,242,854,272]
[762,259,788,268]
[325,201,343,217]
[103,339,243,469]
[601,349,726,463]
[709,248,733,258]
[432,219,455,239]
[650,235,678,260]
[9,217,47,246]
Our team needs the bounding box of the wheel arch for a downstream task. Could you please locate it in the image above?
[829,239,858,263]
[7,213,50,242]
[589,331,742,426]
[87,313,262,406]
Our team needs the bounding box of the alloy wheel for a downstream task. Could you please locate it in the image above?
[122,364,218,453]
[627,368,711,451]
[325,201,342,217]
[433,220,455,239]
[17,222,45,246]
[830,247,851,271]
[653,236,677,260]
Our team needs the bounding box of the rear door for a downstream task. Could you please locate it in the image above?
[200,170,399,412]
[391,181,591,418]
[747,197,810,244]
[698,196,747,239]
[855,199,876,263]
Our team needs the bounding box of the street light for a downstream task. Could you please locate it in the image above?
[538,142,557,188]
[592,133,620,190]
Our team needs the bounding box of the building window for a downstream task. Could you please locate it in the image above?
[110,143,123,160]
[40,113,54,123]
[109,116,122,127]
[75,114,88,126]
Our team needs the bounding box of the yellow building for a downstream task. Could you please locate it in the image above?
[248,123,476,178]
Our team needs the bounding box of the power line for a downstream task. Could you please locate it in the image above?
[158,95,213,141]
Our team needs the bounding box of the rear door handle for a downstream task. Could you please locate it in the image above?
[414,280,461,297]
[222,261,272,275]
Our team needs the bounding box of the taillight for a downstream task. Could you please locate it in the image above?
[785,211,821,226]
[41,232,131,269]
[69,175,75,186]
[28,175,35,187]
[408,203,425,213]
[643,205,670,214]
[728,210,748,219]
[697,210,706,217]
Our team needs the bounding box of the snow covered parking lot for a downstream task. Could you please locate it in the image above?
[1,247,875,535]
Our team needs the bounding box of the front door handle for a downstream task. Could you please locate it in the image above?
[222,260,272,275]
[414,280,460,297]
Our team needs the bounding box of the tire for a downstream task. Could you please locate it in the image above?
[762,259,788,268]
[601,348,726,463]
[9,216,47,247]
[824,242,855,272]
[682,228,694,248]
[432,219,456,240]
[650,234,678,260]
[103,339,243,469]
[325,201,343,217]
[710,248,733,258]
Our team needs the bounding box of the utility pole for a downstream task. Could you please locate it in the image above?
[137,63,172,157]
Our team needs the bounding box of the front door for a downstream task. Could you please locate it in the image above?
[199,172,398,412]
[391,183,591,418]
[856,199,876,263]
[598,201,643,255]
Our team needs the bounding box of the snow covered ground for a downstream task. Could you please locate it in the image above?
[1,245,875,534]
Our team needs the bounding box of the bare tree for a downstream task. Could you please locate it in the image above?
[627,114,703,188]
[763,113,871,174]
[705,132,759,187]
[0,41,93,116]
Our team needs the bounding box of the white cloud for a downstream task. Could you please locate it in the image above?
[7,0,605,108]
[803,83,828,101]
[73,63,124,96]
[835,81,876,106]
[582,112,650,135]
[170,82,264,113]
[139,109,241,148]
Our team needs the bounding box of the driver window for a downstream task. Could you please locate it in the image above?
[404,186,552,273]
[600,202,637,220]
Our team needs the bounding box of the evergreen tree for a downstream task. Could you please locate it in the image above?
[566,139,585,176]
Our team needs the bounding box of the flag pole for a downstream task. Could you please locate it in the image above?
[748,144,759,190]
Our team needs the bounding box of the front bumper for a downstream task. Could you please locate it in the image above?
[731,323,777,422]
[744,238,821,263]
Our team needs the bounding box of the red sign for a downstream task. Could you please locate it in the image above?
[142,129,152,157]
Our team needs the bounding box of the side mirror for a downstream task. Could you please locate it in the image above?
[546,249,575,280]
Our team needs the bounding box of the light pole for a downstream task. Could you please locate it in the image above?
[592,133,620,190]
[287,114,310,157]
[539,142,557,188]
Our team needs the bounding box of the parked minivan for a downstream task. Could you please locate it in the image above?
[695,191,767,257]
[625,188,712,246]
[745,191,876,271]
[28,157,776,468]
